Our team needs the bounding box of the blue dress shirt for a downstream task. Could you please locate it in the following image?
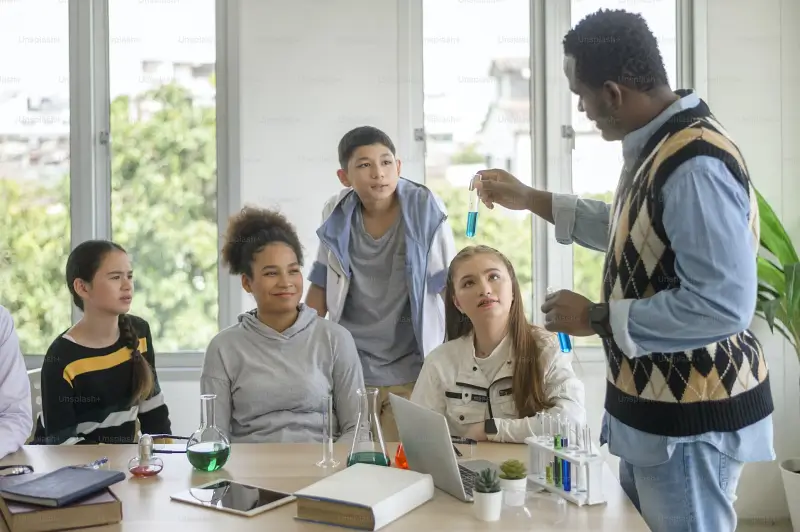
[552,90,775,468]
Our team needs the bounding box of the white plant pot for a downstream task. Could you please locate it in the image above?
[499,477,528,507]
[473,490,503,522]
[779,459,800,531]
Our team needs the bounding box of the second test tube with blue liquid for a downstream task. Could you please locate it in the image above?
[546,287,572,353]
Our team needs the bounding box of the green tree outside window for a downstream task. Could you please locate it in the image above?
[1,84,218,354]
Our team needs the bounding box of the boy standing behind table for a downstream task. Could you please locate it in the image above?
[305,126,457,441]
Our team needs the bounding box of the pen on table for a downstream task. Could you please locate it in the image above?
[453,444,463,458]
[84,457,109,469]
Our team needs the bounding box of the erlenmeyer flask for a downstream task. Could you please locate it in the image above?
[347,388,390,467]
[186,394,231,472]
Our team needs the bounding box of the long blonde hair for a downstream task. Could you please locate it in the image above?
[444,245,554,417]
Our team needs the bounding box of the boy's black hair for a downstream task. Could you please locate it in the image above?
[337,126,396,169]
[562,9,668,92]
[221,206,303,278]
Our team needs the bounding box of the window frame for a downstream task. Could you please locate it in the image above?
[23,0,702,371]
[24,0,228,370]
[546,0,701,363]
[397,0,425,185]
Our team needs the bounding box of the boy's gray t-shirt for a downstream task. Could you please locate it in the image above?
[337,207,422,387]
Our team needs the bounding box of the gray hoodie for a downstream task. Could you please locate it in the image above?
[200,304,364,443]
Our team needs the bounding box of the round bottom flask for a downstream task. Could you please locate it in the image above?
[186,394,231,472]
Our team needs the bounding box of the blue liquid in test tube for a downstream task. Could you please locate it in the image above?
[561,437,571,491]
[466,178,479,238]
[557,332,572,353]
[546,287,572,352]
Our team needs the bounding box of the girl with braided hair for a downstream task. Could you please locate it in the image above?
[34,240,172,445]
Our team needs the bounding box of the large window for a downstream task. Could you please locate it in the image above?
[570,0,677,346]
[109,0,218,353]
[422,0,533,313]
[0,0,71,355]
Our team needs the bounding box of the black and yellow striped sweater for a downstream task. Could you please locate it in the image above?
[33,315,172,445]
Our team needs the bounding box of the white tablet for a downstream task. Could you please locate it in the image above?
[170,479,296,517]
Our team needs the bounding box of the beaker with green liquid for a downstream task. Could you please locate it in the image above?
[186,393,231,472]
[347,388,390,467]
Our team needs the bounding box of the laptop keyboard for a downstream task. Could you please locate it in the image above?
[459,464,476,495]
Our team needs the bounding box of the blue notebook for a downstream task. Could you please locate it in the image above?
[0,466,125,508]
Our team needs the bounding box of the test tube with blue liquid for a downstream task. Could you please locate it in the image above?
[546,287,572,353]
[466,176,479,238]
[560,418,571,492]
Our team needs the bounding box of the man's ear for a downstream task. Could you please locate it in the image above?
[395,158,402,176]
[602,81,624,111]
[336,169,351,188]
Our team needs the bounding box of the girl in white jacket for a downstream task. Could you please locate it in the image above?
[410,245,585,443]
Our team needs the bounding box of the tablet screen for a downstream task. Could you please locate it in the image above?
[186,480,291,512]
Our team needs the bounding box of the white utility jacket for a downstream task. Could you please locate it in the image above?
[410,332,586,443]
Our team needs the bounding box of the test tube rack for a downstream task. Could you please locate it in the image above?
[524,436,607,507]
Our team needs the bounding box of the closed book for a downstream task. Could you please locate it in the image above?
[293,464,434,531]
[0,474,122,532]
[0,467,125,508]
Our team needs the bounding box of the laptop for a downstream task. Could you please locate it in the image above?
[389,393,498,502]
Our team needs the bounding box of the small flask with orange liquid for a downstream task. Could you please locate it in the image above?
[394,443,408,469]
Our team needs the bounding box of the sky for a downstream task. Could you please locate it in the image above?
[0,0,215,97]
[0,0,675,99]
[422,0,678,193]
[422,0,677,135]
[0,0,676,194]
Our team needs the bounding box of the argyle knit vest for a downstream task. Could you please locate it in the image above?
[601,93,773,436]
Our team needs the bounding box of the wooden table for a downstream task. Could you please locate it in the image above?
[0,442,648,531]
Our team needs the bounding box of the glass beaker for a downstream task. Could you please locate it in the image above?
[186,394,231,472]
[347,388,390,467]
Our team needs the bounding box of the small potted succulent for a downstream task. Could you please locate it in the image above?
[473,467,502,522]
[498,459,528,507]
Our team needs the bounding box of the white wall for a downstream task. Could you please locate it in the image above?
[233,0,422,312]
[160,371,200,437]
[160,0,800,523]
[164,0,424,436]
[701,0,800,521]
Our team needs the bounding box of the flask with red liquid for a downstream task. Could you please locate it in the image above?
[128,434,164,477]
[394,443,408,469]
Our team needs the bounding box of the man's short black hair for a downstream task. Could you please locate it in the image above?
[563,9,668,92]
[337,126,396,169]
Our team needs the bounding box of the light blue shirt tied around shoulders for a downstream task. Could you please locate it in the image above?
[551,90,775,468]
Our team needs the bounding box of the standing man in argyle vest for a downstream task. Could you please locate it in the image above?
[473,8,775,532]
